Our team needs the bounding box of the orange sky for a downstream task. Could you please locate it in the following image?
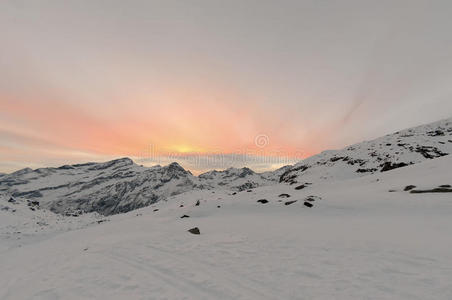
[0,88,313,173]
[1,1,452,173]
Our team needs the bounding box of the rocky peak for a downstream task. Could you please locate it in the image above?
[86,157,134,171]
[10,168,33,176]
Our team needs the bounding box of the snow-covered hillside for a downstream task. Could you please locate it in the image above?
[0,159,198,215]
[0,159,277,216]
[198,167,273,191]
[281,117,452,185]
[1,151,452,299]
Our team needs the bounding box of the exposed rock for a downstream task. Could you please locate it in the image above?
[257,199,269,204]
[27,200,40,207]
[304,202,313,208]
[427,130,445,136]
[235,182,258,192]
[410,187,452,193]
[356,168,378,173]
[404,185,417,191]
[415,146,448,159]
[284,200,297,206]
[188,227,200,235]
[180,215,190,218]
[295,184,306,190]
[195,200,200,206]
[305,195,321,202]
[278,193,291,198]
[380,162,409,172]
[280,165,309,184]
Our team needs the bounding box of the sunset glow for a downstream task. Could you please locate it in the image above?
[1,1,452,173]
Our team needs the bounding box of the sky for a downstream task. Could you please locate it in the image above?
[1,0,452,174]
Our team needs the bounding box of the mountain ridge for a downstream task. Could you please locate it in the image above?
[1,117,451,215]
[280,117,452,184]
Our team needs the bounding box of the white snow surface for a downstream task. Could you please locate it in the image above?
[1,153,452,299]
[280,117,452,184]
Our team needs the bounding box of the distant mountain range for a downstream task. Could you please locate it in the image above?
[0,158,276,215]
[1,117,451,215]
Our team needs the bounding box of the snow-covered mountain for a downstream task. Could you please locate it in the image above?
[280,117,452,185]
[198,167,273,191]
[1,117,451,216]
[0,159,198,215]
[0,159,276,216]
[260,165,293,181]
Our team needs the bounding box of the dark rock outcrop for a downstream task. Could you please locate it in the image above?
[284,200,297,206]
[188,227,200,235]
[278,193,291,198]
[380,162,409,172]
[403,185,417,191]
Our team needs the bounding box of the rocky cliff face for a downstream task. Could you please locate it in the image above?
[0,158,199,215]
[0,158,277,215]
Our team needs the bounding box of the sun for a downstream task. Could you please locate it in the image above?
[170,144,204,154]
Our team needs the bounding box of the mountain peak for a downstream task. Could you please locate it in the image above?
[110,157,134,165]
[164,162,189,176]
[11,168,33,176]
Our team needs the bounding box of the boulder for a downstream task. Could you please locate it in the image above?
[284,200,297,206]
[188,227,200,235]
[403,185,416,191]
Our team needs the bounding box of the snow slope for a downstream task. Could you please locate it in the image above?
[1,154,452,299]
[281,117,452,184]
